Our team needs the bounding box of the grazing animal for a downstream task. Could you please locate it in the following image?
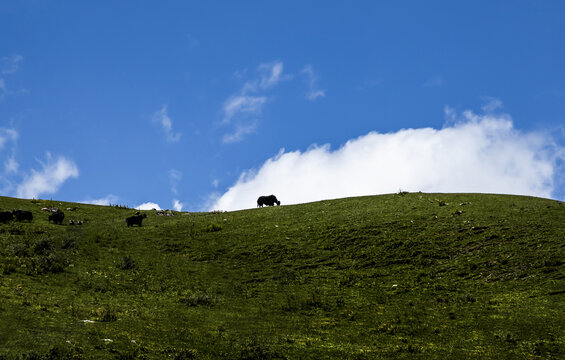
[49,210,65,225]
[126,213,147,227]
[12,210,33,222]
[0,211,14,223]
[69,220,75,225]
[257,195,281,207]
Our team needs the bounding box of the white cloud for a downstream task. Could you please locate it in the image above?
[0,55,24,100]
[153,105,181,143]
[0,128,19,193]
[16,154,79,199]
[222,122,258,144]
[0,127,18,150]
[258,61,287,89]
[136,202,162,210]
[0,54,24,74]
[221,61,288,142]
[307,90,325,101]
[172,199,183,212]
[1,55,23,75]
[222,95,267,124]
[81,194,120,206]
[302,64,325,101]
[481,96,503,113]
[210,108,564,211]
[4,155,18,173]
[169,169,182,195]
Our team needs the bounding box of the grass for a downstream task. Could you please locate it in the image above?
[0,193,563,359]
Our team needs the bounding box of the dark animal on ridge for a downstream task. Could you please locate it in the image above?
[49,210,65,225]
[12,210,33,222]
[126,213,147,227]
[0,211,14,223]
[257,195,281,207]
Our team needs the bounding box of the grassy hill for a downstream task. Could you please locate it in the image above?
[0,193,563,359]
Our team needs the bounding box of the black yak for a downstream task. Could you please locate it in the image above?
[49,210,65,225]
[12,210,33,222]
[257,195,281,207]
[0,211,13,223]
[126,213,147,227]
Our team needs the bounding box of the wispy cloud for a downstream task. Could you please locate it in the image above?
[1,55,23,75]
[1,127,19,177]
[221,61,288,143]
[481,96,503,113]
[0,55,24,100]
[4,154,18,174]
[1,128,81,200]
[0,127,18,150]
[210,105,565,211]
[222,122,258,144]
[169,169,182,195]
[302,64,325,101]
[258,61,289,89]
[82,194,120,206]
[222,95,267,125]
[153,105,181,143]
[16,153,79,199]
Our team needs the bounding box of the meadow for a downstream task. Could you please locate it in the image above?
[0,193,563,359]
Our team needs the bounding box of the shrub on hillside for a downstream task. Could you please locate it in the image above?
[60,236,77,250]
[113,204,130,209]
[30,251,68,274]
[6,242,30,257]
[33,237,54,255]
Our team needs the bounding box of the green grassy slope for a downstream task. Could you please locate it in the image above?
[0,193,563,359]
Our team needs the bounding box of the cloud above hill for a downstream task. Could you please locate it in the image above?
[153,105,181,143]
[210,108,564,211]
[16,154,79,199]
[221,61,291,143]
[1,126,79,200]
[136,202,162,211]
[0,54,25,100]
[302,64,325,101]
[81,194,120,206]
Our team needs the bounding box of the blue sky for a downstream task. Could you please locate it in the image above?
[1,1,564,211]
